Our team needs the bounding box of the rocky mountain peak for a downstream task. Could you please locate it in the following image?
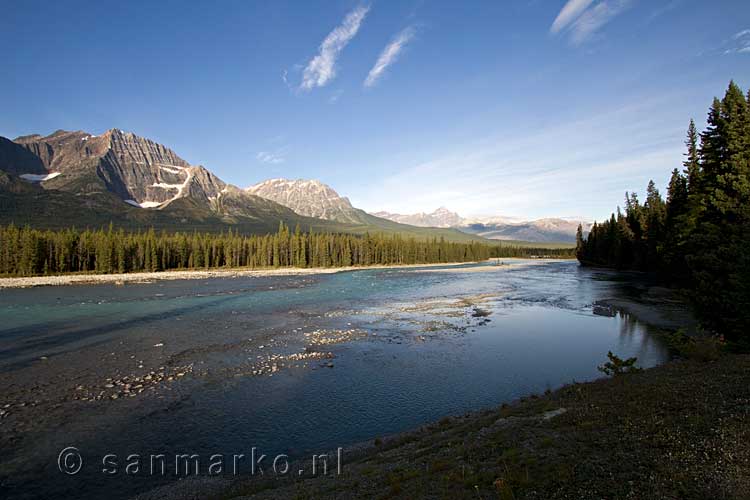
[372,207,465,228]
[245,178,357,222]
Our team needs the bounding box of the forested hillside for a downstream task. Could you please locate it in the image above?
[576,81,750,344]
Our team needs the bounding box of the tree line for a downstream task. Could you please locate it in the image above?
[576,81,750,344]
[0,222,574,277]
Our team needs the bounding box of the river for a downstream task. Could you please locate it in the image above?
[0,260,670,499]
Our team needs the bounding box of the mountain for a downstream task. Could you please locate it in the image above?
[373,206,590,243]
[246,178,362,223]
[0,130,487,242]
[10,129,221,206]
[372,207,464,228]
[0,129,321,232]
[243,178,488,242]
[458,218,592,243]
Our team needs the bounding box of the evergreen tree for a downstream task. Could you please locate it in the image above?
[575,224,584,261]
[684,119,701,188]
[577,81,750,344]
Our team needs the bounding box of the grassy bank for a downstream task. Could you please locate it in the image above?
[212,354,750,500]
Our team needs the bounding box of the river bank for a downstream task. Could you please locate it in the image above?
[142,352,749,500]
[0,260,494,289]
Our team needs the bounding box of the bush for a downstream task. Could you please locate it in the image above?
[597,351,642,376]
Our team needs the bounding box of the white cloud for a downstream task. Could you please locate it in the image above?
[364,26,416,88]
[550,0,633,45]
[256,151,285,164]
[300,5,370,90]
[733,29,750,39]
[550,0,595,34]
[569,0,632,45]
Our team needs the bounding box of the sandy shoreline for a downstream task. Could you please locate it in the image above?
[0,260,514,289]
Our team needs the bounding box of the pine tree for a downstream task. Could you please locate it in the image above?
[574,224,584,261]
[576,81,750,343]
[684,119,701,188]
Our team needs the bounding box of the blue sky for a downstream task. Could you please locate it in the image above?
[2,0,749,221]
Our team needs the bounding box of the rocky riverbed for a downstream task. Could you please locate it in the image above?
[0,261,491,289]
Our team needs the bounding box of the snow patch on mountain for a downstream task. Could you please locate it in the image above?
[19,172,61,182]
[124,199,163,208]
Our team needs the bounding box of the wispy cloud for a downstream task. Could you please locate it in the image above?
[300,5,370,91]
[550,0,595,34]
[364,26,416,88]
[571,0,632,44]
[256,151,286,164]
[724,29,750,54]
[550,0,633,45]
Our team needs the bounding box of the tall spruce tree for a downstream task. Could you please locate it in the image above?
[577,81,750,344]
[686,82,750,341]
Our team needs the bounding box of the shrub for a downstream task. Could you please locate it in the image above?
[597,351,642,376]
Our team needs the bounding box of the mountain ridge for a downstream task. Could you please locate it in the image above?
[373,207,464,228]
[373,208,592,243]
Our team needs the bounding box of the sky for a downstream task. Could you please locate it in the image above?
[2,0,749,221]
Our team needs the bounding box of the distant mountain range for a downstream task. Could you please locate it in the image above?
[373,207,464,228]
[0,130,483,243]
[373,207,591,243]
[457,218,591,243]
